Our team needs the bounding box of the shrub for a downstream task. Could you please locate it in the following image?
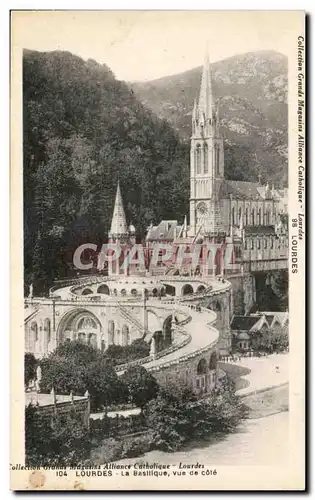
[88,438,123,465]
[25,353,37,388]
[121,434,153,459]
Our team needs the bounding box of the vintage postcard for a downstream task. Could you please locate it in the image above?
[10,10,305,490]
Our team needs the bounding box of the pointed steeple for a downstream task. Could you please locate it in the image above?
[198,49,214,118]
[192,99,197,121]
[109,181,128,238]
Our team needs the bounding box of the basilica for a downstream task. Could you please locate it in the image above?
[24,52,288,394]
[108,51,288,283]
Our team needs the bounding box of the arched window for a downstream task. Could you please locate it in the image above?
[122,325,129,346]
[204,143,208,174]
[264,238,268,249]
[97,284,110,295]
[251,209,255,225]
[195,144,201,174]
[271,238,274,249]
[31,322,38,349]
[232,207,235,225]
[266,210,270,225]
[257,239,261,249]
[215,145,220,175]
[251,239,254,250]
[245,207,249,226]
[197,359,207,375]
[238,207,242,226]
[257,208,261,225]
[244,239,248,250]
[101,339,106,352]
[44,318,51,351]
[209,352,217,370]
[108,320,115,344]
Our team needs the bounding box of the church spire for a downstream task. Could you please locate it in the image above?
[109,181,128,238]
[198,49,214,119]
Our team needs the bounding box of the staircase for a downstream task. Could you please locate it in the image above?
[117,302,147,338]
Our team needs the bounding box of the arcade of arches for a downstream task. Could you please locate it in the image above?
[196,352,217,394]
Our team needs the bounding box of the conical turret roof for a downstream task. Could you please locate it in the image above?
[109,182,128,237]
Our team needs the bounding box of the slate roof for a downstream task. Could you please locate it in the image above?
[220,180,262,200]
[220,180,283,201]
[244,225,276,235]
[230,315,261,331]
[146,220,182,241]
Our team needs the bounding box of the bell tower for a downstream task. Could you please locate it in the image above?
[189,51,224,237]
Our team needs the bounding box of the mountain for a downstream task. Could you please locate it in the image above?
[131,50,288,186]
[23,50,189,290]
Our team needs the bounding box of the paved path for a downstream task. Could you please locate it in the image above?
[143,308,219,372]
[115,412,289,466]
[220,353,289,396]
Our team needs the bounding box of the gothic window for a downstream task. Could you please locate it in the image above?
[251,239,254,250]
[232,207,235,225]
[257,239,261,249]
[266,210,270,225]
[44,318,51,344]
[244,239,248,250]
[215,145,220,175]
[264,238,268,249]
[122,325,129,346]
[108,320,115,344]
[257,208,261,225]
[251,209,255,225]
[195,144,201,174]
[31,322,38,344]
[238,207,242,226]
[245,207,249,226]
[204,143,208,174]
[271,238,274,249]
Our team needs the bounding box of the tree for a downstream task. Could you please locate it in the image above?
[128,339,150,360]
[24,353,37,388]
[85,359,128,411]
[53,340,101,364]
[145,378,248,452]
[25,404,92,467]
[271,325,289,352]
[39,341,127,411]
[104,339,150,366]
[121,366,159,410]
[145,383,197,451]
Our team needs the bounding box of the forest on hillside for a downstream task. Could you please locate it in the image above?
[23,50,190,291]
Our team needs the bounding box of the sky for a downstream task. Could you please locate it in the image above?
[12,10,299,81]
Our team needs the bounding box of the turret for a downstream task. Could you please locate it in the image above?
[108,181,128,241]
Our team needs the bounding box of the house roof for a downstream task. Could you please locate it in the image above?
[259,311,289,327]
[230,315,261,331]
